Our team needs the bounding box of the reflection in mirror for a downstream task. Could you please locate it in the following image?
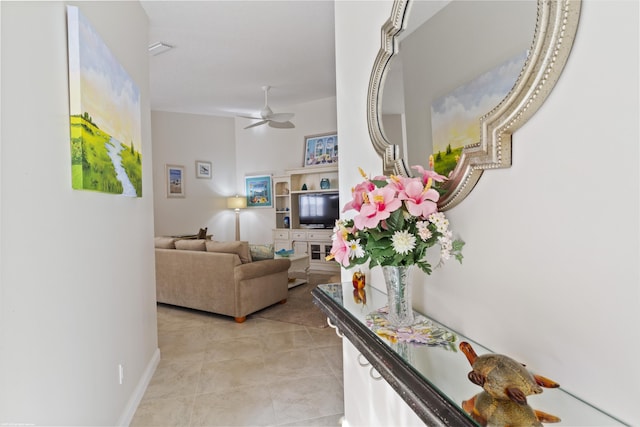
[368,0,581,210]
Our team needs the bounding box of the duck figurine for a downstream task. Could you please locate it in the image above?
[459,341,559,404]
[462,391,561,426]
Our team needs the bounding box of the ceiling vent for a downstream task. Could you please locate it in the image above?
[148,42,173,56]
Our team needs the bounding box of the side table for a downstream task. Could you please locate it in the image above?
[275,253,310,288]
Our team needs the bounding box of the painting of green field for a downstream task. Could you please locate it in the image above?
[67,6,142,197]
[433,145,463,178]
[70,115,141,196]
[431,51,528,179]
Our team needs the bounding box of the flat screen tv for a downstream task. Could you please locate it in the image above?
[298,193,339,229]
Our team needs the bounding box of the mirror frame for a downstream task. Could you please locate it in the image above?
[367,0,581,210]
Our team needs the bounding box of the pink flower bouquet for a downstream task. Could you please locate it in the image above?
[327,163,464,274]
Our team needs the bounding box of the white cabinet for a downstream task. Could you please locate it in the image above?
[343,340,425,427]
[273,229,290,252]
[307,230,336,271]
[291,229,338,272]
[291,230,308,254]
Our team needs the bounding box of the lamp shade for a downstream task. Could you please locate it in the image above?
[227,195,247,210]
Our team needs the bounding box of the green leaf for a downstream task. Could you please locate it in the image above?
[368,227,391,241]
[417,261,433,275]
[385,210,405,231]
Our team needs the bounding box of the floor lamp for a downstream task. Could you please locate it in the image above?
[227,195,247,241]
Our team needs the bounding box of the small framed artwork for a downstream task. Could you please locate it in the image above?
[195,160,212,179]
[166,164,185,198]
[245,175,273,208]
[303,132,338,167]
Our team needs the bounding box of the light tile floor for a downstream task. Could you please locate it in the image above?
[131,303,344,427]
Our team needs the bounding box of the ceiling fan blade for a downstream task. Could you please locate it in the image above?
[238,114,262,120]
[267,112,294,123]
[244,120,268,129]
[269,120,295,129]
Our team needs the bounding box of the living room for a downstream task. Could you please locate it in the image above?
[1,1,638,426]
[151,97,337,245]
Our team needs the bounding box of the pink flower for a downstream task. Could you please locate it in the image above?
[399,179,439,219]
[342,180,375,213]
[354,186,402,229]
[328,226,351,267]
[411,165,447,185]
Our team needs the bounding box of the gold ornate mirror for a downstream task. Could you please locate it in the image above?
[368,0,581,210]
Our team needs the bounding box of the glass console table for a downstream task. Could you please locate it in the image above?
[311,282,626,427]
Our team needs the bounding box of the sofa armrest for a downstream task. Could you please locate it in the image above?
[234,258,291,281]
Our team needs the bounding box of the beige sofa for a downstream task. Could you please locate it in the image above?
[154,237,291,323]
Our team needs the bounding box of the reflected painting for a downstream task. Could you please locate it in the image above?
[67,6,142,197]
[431,51,527,178]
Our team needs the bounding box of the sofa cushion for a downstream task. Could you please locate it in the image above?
[206,241,252,263]
[249,244,274,261]
[175,239,207,251]
[155,236,177,249]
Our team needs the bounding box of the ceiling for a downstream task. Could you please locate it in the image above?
[140,1,337,119]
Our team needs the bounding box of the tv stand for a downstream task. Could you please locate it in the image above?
[272,165,339,273]
[300,224,326,229]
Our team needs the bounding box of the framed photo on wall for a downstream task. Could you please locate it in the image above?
[195,160,212,179]
[245,175,272,208]
[166,164,185,198]
[303,132,338,167]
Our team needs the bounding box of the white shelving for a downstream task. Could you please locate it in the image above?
[272,166,339,272]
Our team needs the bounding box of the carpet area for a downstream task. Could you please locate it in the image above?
[252,272,339,328]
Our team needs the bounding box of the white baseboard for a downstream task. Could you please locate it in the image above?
[117,348,161,426]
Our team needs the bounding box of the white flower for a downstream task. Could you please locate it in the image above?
[391,230,416,255]
[347,239,365,259]
[438,235,453,251]
[416,221,432,240]
[428,212,450,233]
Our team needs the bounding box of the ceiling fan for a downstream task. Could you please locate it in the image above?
[239,86,295,129]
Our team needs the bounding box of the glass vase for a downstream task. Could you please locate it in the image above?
[382,265,415,327]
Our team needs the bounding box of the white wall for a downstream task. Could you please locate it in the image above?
[151,96,337,244]
[335,0,639,425]
[234,96,337,244]
[0,2,158,425]
[151,111,237,240]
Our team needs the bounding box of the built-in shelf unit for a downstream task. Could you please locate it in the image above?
[273,165,339,272]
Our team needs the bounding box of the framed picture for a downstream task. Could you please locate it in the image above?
[166,164,185,198]
[303,132,338,167]
[195,160,212,179]
[245,175,272,208]
[67,6,142,197]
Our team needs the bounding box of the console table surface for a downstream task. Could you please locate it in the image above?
[312,282,626,426]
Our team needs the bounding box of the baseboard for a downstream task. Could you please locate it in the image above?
[116,347,161,426]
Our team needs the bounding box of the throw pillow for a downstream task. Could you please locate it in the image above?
[249,244,274,261]
[205,241,252,263]
[175,239,206,251]
[154,236,177,249]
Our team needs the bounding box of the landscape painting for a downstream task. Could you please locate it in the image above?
[67,5,142,197]
[430,51,527,178]
[245,175,273,208]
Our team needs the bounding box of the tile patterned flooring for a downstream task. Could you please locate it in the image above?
[131,302,344,426]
